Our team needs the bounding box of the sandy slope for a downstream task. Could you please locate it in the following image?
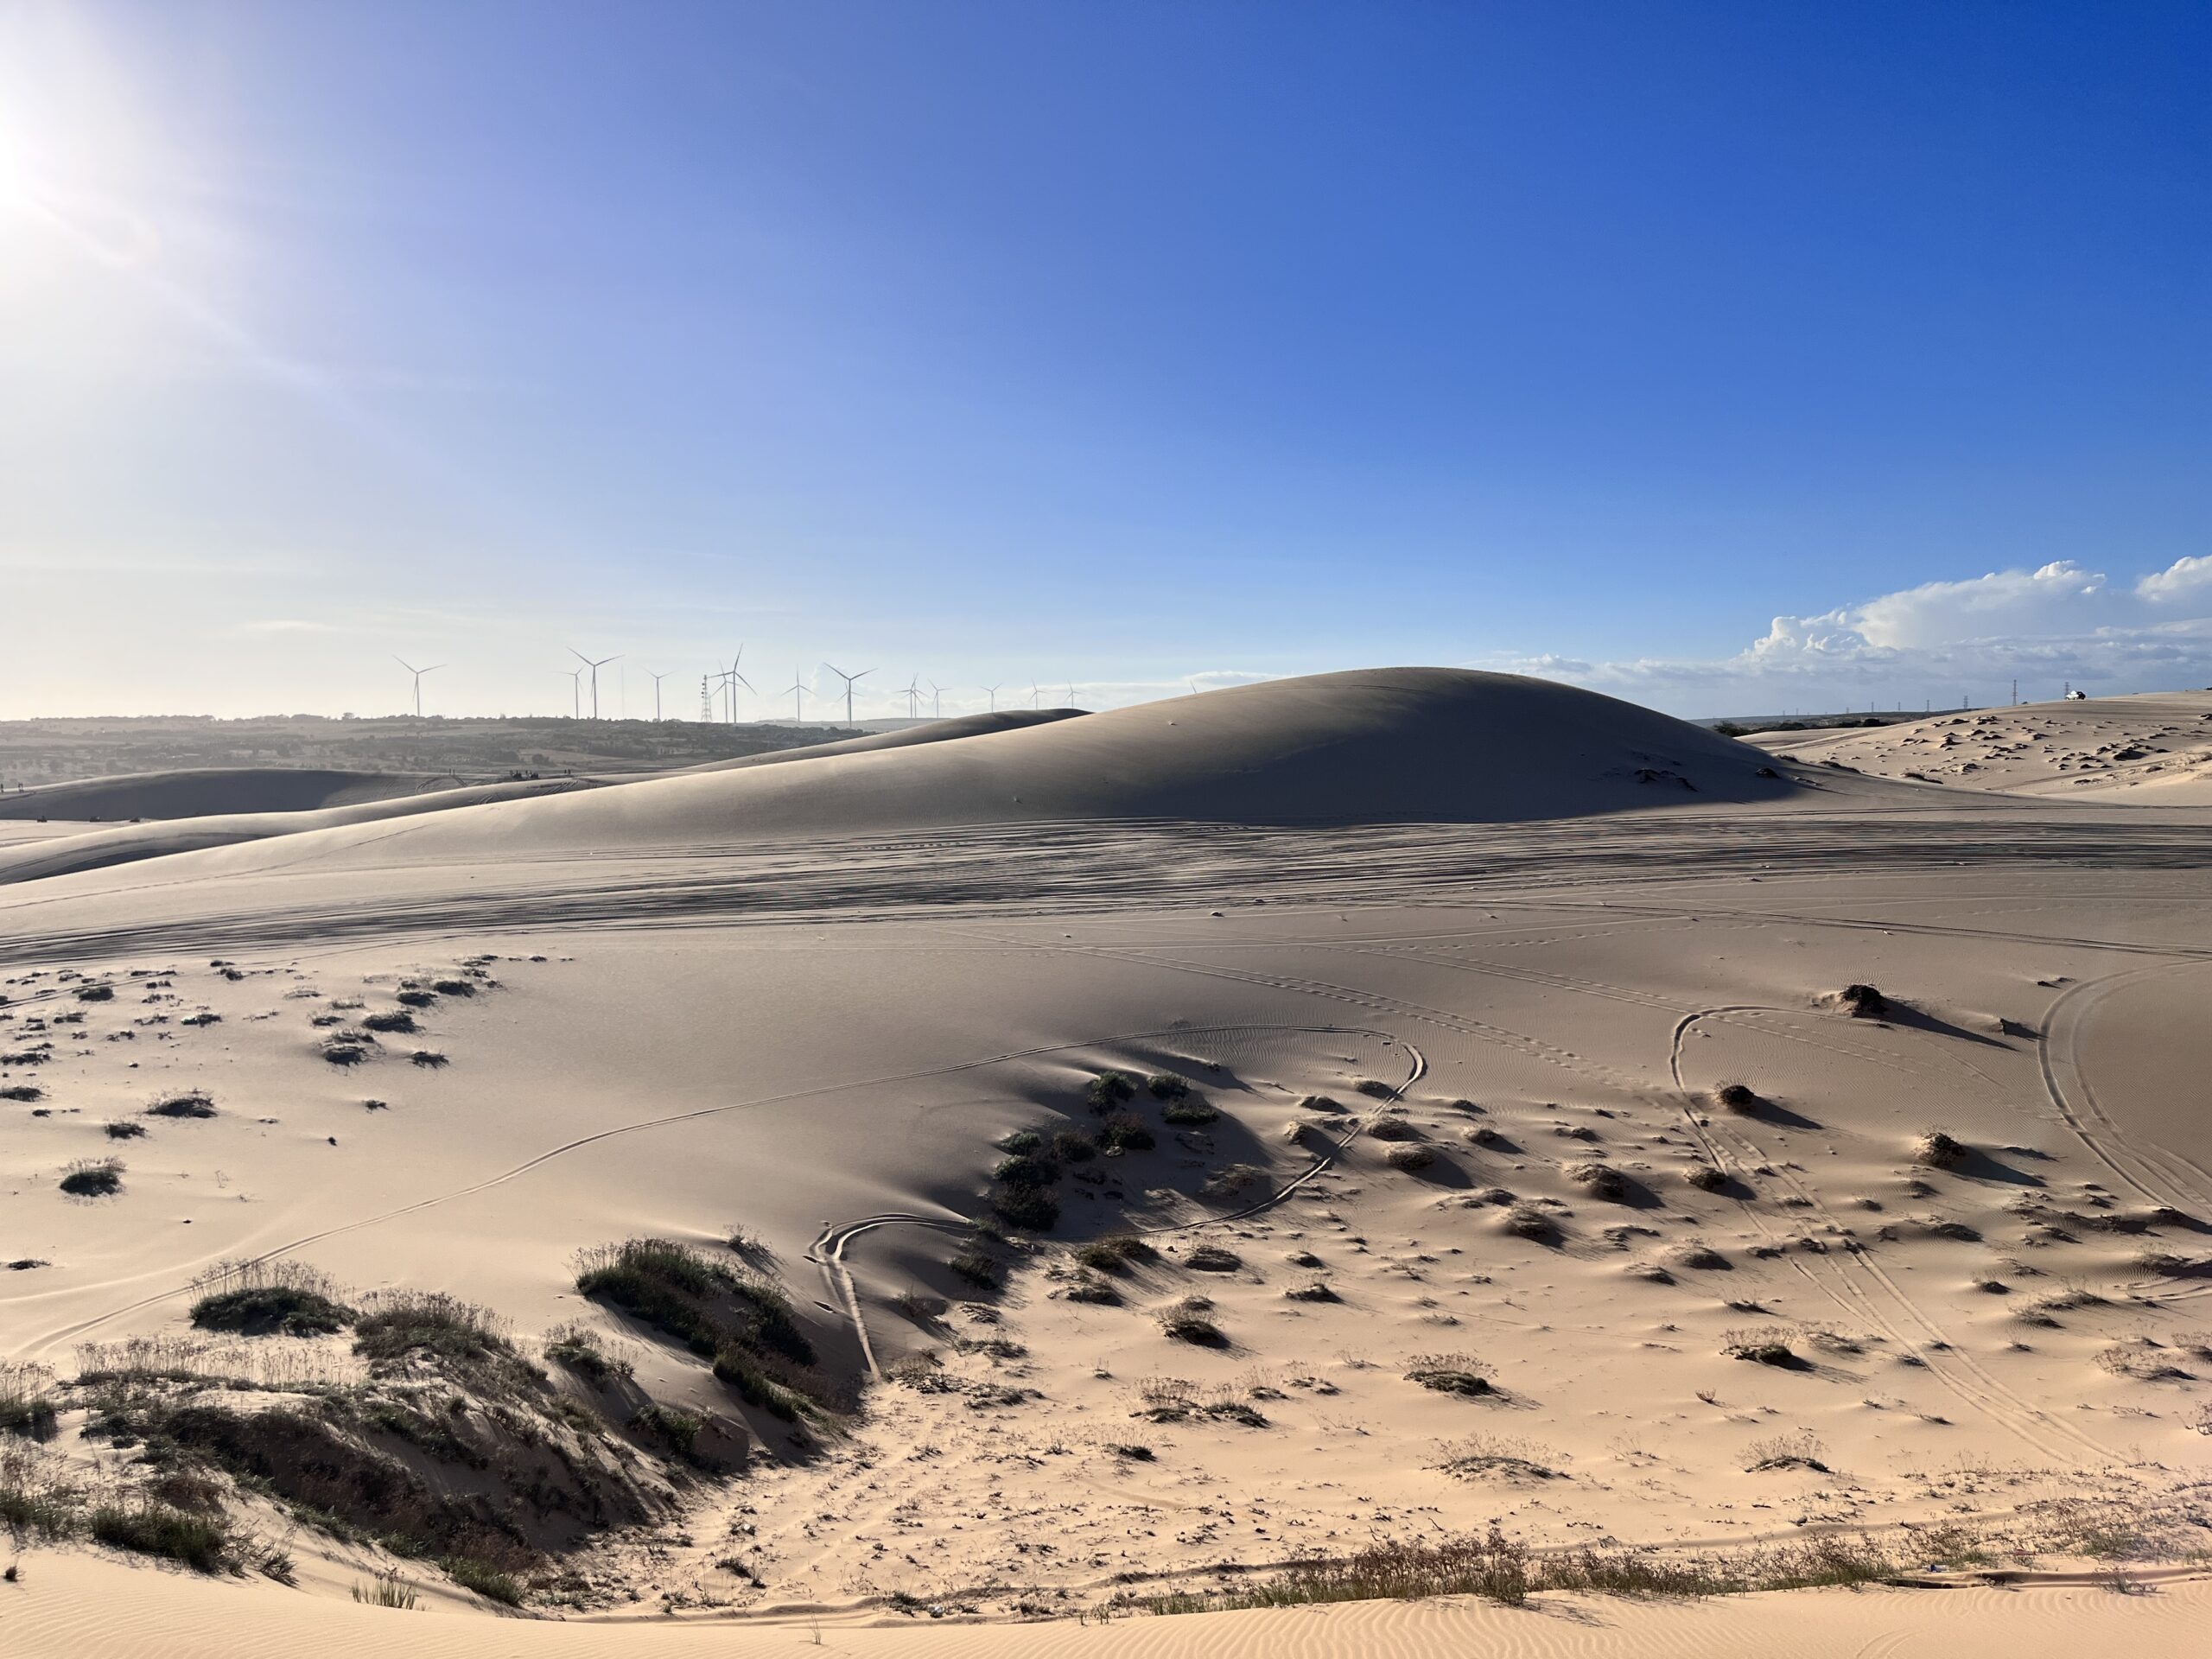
[2,669,2208,1654]
[5,1551,2207,1659]
[1752,692,2212,801]
[0,768,477,823]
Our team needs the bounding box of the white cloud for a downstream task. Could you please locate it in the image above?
[1492,555,2212,714]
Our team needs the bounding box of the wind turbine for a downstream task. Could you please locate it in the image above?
[779,667,808,724]
[823,663,873,725]
[901,674,923,718]
[927,680,944,718]
[982,684,1001,713]
[556,667,583,719]
[646,670,674,721]
[721,647,755,722]
[1030,682,1043,709]
[569,648,620,721]
[1065,682,1075,707]
[393,656,444,717]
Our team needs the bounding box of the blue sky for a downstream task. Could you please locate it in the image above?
[1,0,2206,719]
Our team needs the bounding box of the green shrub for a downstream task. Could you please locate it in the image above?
[1098,1111,1154,1154]
[90,1499,235,1573]
[1085,1071,1136,1112]
[60,1159,124,1198]
[1051,1128,1098,1163]
[628,1403,702,1457]
[441,1554,523,1605]
[993,1152,1060,1187]
[1145,1074,1190,1101]
[1161,1098,1218,1126]
[193,1284,354,1338]
[949,1250,1001,1289]
[990,1183,1060,1232]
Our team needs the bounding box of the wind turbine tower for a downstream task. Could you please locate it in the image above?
[983,684,1001,713]
[779,668,808,724]
[823,663,874,725]
[647,670,674,721]
[569,648,620,721]
[901,674,923,718]
[393,657,444,718]
[556,667,583,719]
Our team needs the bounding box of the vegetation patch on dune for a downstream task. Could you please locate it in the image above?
[575,1237,820,1421]
[189,1260,355,1338]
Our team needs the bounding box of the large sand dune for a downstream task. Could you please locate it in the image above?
[0,767,475,823]
[2,670,2208,1654]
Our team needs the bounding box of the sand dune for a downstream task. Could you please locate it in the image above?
[679,708,1084,771]
[0,767,478,823]
[1753,691,2212,801]
[3,670,2209,1654]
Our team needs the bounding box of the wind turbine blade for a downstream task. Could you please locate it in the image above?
[734,674,755,692]
[569,647,591,667]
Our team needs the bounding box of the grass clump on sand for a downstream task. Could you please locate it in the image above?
[1184,1244,1243,1274]
[627,1403,703,1459]
[353,1570,420,1609]
[1714,1082,1759,1114]
[320,1034,374,1067]
[1406,1352,1492,1395]
[190,1259,355,1338]
[1840,982,1888,1018]
[1157,1296,1224,1345]
[1683,1162,1729,1192]
[1501,1202,1554,1241]
[1064,1273,1122,1306]
[1568,1160,1628,1201]
[1385,1143,1436,1172]
[75,982,116,1003]
[990,1182,1060,1232]
[89,1496,236,1573]
[60,1158,124,1198]
[1161,1096,1218,1127]
[950,1249,1002,1290]
[105,1121,147,1141]
[1146,1073,1191,1100]
[1,1084,44,1103]
[0,1361,60,1439]
[441,1554,524,1605]
[1140,1528,1902,1616]
[1073,1234,1154,1274]
[544,1323,633,1383]
[354,1289,524,1375]
[360,1010,418,1034]
[146,1090,216,1119]
[1723,1325,1799,1366]
[1365,1116,1421,1142]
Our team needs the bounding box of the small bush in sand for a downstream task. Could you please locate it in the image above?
[1,1084,43,1103]
[1298,1094,1345,1115]
[1064,1274,1122,1306]
[1436,1432,1563,1482]
[1723,1326,1797,1366]
[1406,1353,1491,1396]
[1284,1279,1338,1303]
[429,978,476,998]
[1098,1111,1154,1154]
[89,1497,235,1573]
[1840,982,1888,1018]
[1145,1073,1191,1101]
[1353,1078,1397,1100]
[1668,1241,1731,1271]
[145,1090,216,1119]
[60,1159,123,1198]
[1184,1244,1243,1274]
[190,1259,353,1337]
[361,1010,418,1034]
[1051,1128,1098,1163]
[1500,1203,1553,1240]
[575,1238,812,1372]
[1073,1234,1153,1274]
[1161,1096,1219,1127]
[353,1289,516,1373]
[74,983,115,1002]
[2096,1339,2191,1382]
[1465,1124,1507,1147]
[996,1129,1043,1155]
[320,1035,373,1066]
[1744,1428,1829,1472]
[409,1050,449,1069]
[1385,1143,1436,1173]
[395,988,438,1009]
[1365,1116,1421,1142]
[1914,1128,1967,1169]
[544,1322,633,1382]
[993,1152,1060,1187]
[1568,1161,1628,1201]
[1683,1162,1729,1192]
[1085,1071,1136,1112]
[104,1121,146,1141]
[1715,1082,1759,1113]
[180,1012,221,1027]
[990,1182,1061,1232]
[1157,1297,1224,1345]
